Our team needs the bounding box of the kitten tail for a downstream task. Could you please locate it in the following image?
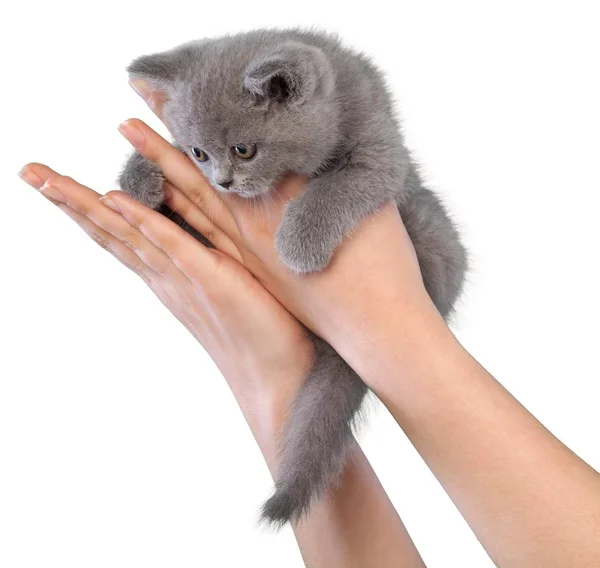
[261,335,368,526]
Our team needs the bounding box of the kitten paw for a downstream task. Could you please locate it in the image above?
[275,202,340,274]
[118,152,165,209]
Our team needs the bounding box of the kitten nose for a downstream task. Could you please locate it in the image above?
[218,179,233,190]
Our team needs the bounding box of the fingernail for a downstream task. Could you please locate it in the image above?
[39,181,66,202]
[129,78,151,101]
[100,196,122,214]
[18,167,43,189]
[118,120,145,151]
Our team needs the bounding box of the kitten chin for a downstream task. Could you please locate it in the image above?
[211,185,271,199]
[224,177,283,199]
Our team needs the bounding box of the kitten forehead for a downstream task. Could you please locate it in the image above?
[165,42,268,145]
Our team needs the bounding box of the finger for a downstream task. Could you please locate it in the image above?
[19,163,228,262]
[102,189,221,284]
[18,166,155,281]
[19,162,68,191]
[162,182,243,263]
[117,119,240,238]
[58,202,155,284]
[20,166,186,281]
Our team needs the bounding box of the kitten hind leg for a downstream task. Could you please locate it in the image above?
[398,185,468,320]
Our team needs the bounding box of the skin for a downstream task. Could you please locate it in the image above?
[18,164,425,568]
[120,108,600,565]
[18,93,600,565]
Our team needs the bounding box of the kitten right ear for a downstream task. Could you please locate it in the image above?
[126,46,193,94]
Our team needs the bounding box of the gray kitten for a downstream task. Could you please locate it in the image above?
[119,28,468,525]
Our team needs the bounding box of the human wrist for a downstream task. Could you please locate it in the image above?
[234,373,295,475]
[329,293,455,394]
[214,354,311,474]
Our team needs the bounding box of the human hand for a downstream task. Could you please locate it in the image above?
[114,117,438,370]
[17,161,430,567]
[18,162,314,470]
[127,70,600,568]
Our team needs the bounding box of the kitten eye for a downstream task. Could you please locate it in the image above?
[232,143,257,159]
[191,147,209,162]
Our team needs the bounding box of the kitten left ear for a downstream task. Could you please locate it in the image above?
[243,42,333,105]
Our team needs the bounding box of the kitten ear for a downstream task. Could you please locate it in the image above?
[127,45,193,94]
[243,43,333,105]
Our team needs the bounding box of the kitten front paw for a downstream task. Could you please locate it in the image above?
[275,201,340,274]
[118,152,165,209]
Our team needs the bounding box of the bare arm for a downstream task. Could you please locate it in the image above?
[242,366,425,568]
[336,295,600,567]
[244,374,425,568]
[19,163,425,568]
[309,207,600,567]
[295,207,600,567]
[114,118,600,566]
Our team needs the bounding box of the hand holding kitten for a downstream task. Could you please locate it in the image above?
[116,118,433,356]
[18,161,313,467]
[19,159,431,564]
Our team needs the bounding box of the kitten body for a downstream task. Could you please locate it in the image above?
[119,28,468,525]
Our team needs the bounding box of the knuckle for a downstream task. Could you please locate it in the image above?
[137,248,170,277]
[137,271,153,286]
[127,209,145,229]
[51,174,76,191]
[72,199,91,217]
[123,257,147,275]
[89,231,112,251]
[152,256,172,277]
[162,235,181,259]
[120,229,141,251]
[189,184,209,207]
[46,175,64,187]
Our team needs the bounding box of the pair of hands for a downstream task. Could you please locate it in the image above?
[22,84,600,568]
[19,107,431,423]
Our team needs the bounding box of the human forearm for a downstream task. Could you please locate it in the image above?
[224,363,425,568]
[294,443,425,568]
[335,302,600,567]
[107,120,600,564]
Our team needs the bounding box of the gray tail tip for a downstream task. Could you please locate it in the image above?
[259,491,308,529]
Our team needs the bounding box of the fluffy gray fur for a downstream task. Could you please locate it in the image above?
[118,28,468,525]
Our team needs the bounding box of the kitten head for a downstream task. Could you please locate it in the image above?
[128,36,340,197]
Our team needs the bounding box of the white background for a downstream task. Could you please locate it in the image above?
[1,1,599,566]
